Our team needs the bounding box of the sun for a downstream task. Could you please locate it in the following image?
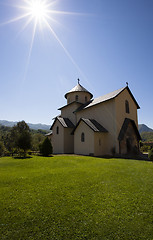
[22,0,53,26]
[26,0,49,22]
[1,0,86,82]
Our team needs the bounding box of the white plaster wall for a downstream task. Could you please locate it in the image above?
[76,99,116,155]
[66,92,92,104]
[115,88,139,153]
[61,102,82,125]
[94,132,109,156]
[74,121,94,155]
[64,128,74,153]
[52,121,64,154]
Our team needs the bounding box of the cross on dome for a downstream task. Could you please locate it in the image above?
[65,79,93,99]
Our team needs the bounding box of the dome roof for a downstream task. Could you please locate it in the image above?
[65,81,93,99]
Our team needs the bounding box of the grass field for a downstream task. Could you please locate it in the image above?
[0,155,153,240]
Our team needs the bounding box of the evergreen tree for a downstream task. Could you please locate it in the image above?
[0,141,5,157]
[148,148,153,161]
[40,137,52,156]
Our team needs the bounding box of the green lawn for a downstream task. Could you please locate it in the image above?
[0,155,153,240]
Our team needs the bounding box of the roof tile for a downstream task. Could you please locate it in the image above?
[75,86,140,112]
[50,117,74,130]
[65,83,93,99]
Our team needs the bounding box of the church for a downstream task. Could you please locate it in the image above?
[50,80,141,156]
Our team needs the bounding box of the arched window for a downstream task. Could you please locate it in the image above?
[56,126,59,134]
[125,100,130,113]
[85,96,87,102]
[81,132,85,142]
[75,95,78,102]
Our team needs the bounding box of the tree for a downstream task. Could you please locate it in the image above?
[39,137,52,156]
[10,121,32,157]
[31,133,46,151]
[0,141,5,157]
[148,148,153,161]
[0,125,12,154]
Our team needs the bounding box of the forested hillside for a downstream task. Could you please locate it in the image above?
[141,132,153,142]
[0,120,50,131]
[138,124,153,142]
[138,124,153,133]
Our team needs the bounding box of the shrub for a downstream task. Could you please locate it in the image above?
[39,137,52,156]
[148,148,153,161]
[140,144,150,153]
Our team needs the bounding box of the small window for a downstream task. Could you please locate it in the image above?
[75,95,78,102]
[125,100,130,113]
[85,96,87,102]
[81,132,85,142]
[56,126,59,134]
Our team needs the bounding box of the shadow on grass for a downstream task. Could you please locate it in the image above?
[13,156,33,159]
[13,155,54,159]
[38,154,53,158]
[96,153,150,161]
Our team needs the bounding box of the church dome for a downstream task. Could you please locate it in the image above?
[65,79,93,99]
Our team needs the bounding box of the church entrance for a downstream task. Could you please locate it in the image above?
[126,138,132,153]
[118,118,141,155]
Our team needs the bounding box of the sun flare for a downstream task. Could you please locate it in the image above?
[30,2,46,19]
[26,0,49,22]
[1,0,85,82]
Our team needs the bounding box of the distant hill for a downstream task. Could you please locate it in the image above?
[140,132,153,142]
[138,124,153,142]
[0,120,50,131]
[138,124,153,134]
[1,120,153,136]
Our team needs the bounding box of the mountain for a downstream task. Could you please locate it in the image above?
[28,123,50,131]
[138,124,153,133]
[138,124,153,142]
[0,120,17,127]
[0,120,50,131]
[1,120,152,134]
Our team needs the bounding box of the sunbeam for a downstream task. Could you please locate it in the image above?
[0,0,89,84]
[22,19,37,84]
[44,18,88,80]
[0,13,31,26]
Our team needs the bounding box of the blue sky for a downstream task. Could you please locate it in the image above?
[0,0,153,128]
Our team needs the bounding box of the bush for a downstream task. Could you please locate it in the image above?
[148,148,153,161]
[39,138,52,156]
[140,144,150,153]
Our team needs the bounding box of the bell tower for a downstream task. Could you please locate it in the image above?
[65,79,93,105]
